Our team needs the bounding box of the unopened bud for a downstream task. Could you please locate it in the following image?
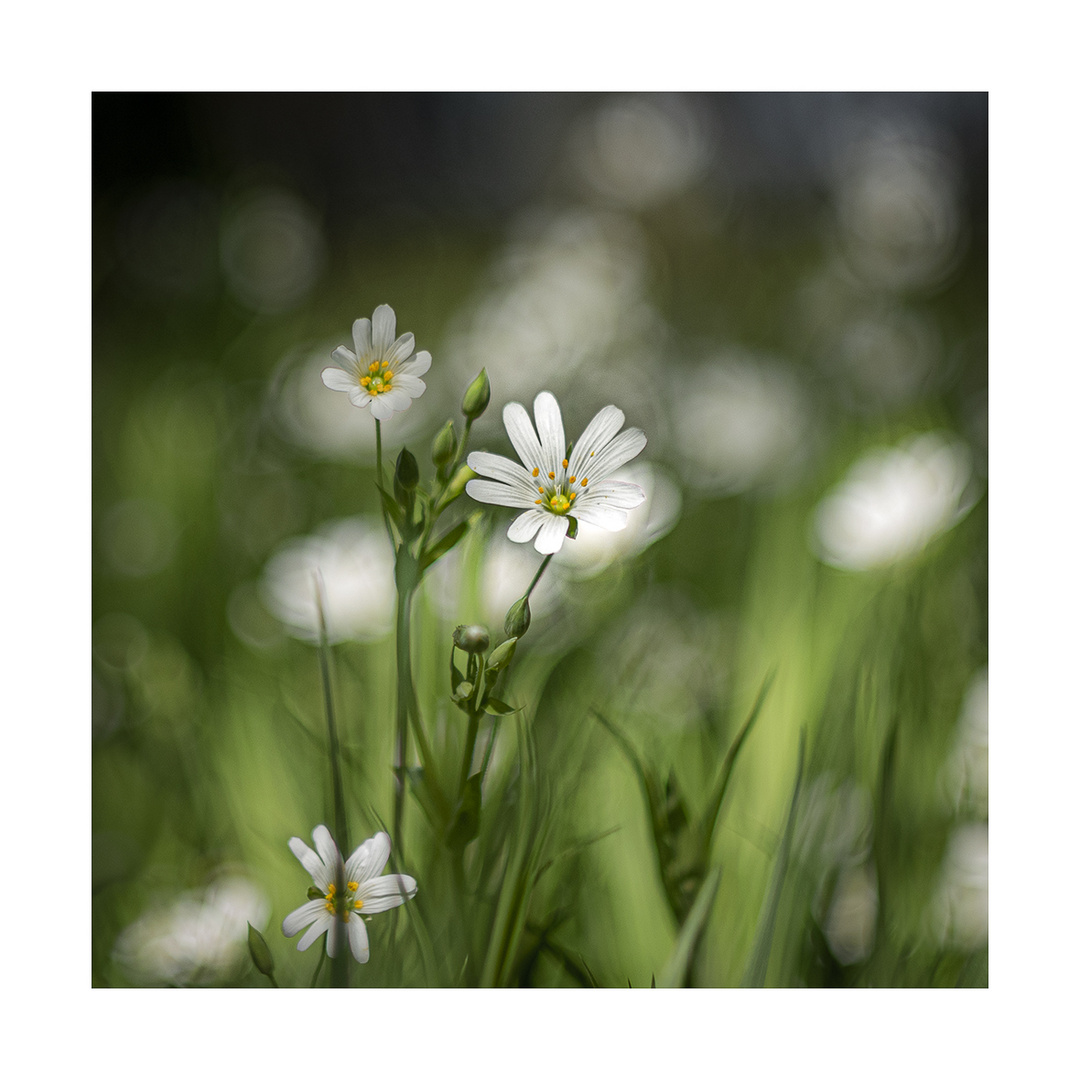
[247,923,275,977]
[394,447,420,492]
[453,624,490,654]
[431,420,456,468]
[504,596,531,639]
[461,368,491,420]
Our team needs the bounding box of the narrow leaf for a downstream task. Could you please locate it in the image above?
[657,866,722,988]
[741,728,806,988]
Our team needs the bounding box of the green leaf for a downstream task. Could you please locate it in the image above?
[657,866,722,988]
[397,765,445,829]
[741,729,806,988]
[247,923,275,978]
[374,482,404,528]
[420,514,477,573]
[483,697,519,716]
[446,772,482,850]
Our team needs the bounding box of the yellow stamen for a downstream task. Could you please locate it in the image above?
[548,472,555,480]
[581,478,589,486]
[538,486,545,494]
[534,499,542,504]
[569,492,577,500]
[532,467,539,477]
[381,360,389,369]
[568,475,576,483]
[360,376,371,386]
[562,458,569,468]
[369,361,380,373]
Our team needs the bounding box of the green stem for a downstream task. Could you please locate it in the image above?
[393,583,416,855]
[315,578,350,990]
[525,553,554,599]
[375,419,396,549]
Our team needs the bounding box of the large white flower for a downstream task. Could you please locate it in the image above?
[282,826,417,964]
[321,304,431,421]
[466,391,647,555]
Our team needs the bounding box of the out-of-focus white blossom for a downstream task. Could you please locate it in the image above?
[260,517,394,643]
[824,862,879,966]
[939,668,989,817]
[673,355,815,494]
[813,431,976,571]
[928,822,988,950]
[113,876,270,986]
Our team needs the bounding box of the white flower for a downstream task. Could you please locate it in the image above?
[321,304,431,421]
[113,876,270,986]
[282,826,417,964]
[812,431,976,571]
[466,391,647,555]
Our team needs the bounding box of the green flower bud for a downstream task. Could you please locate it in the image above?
[431,420,456,469]
[394,447,420,492]
[461,368,491,420]
[486,636,518,672]
[247,923,275,977]
[453,624,490,654]
[504,596,531,639]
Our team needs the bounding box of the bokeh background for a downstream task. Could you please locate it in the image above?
[92,92,987,987]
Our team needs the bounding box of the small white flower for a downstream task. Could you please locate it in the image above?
[282,826,417,964]
[322,304,431,421]
[466,391,647,555]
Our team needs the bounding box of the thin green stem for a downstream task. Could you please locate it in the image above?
[393,583,416,855]
[525,553,554,599]
[375,419,396,549]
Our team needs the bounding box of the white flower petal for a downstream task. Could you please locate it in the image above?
[351,318,373,359]
[467,451,535,489]
[296,913,333,952]
[393,373,427,398]
[400,350,431,378]
[467,479,540,510]
[533,391,566,475]
[507,508,547,543]
[371,390,412,420]
[282,898,326,937]
[322,366,356,392]
[385,331,415,367]
[584,427,647,481]
[357,874,418,914]
[347,386,374,409]
[573,503,629,531]
[347,914,370,963]
[345,832,391,885]
[288,836,331,889]
[568,405,625,477]
[503,402,544,474]
[372,305,396,355]
[579,479,646,509]
[325,919,347,959]
[313,826,342,879]
[535,514,570,553]
[331,345,358,369]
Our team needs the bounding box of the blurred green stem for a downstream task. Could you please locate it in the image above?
[525,553,553,600]
[393,583,416,856]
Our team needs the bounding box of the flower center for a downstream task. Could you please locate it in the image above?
[324,881,363,921]
[359,360,394,395]
[532,456,588,514]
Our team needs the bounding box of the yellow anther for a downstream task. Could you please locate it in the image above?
[347,882,358,891]
[381,360,389,369]
[590,451,595,457]
[534,499,542,504]
[568,475,576,483]
[369,361,380,373]
[569,492,577,500]
[548,472,555,480]
[562,458,569,469]
[581,478,589,486]
[532,467,539,477]
[538,486,545,494]
[360,377,371,386]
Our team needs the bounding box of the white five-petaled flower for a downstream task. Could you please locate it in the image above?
[282,826,417,964]
[322,304,431,421]
[466,391,647,554]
